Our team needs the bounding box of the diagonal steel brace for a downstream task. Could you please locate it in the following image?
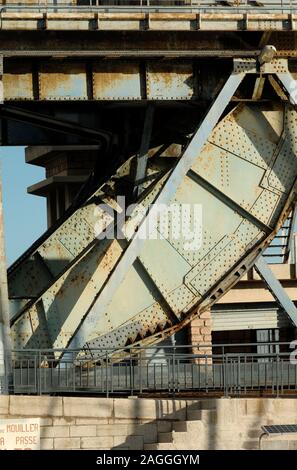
[255,256,297,327]
[68,67,246,350]
[276,72,297,106]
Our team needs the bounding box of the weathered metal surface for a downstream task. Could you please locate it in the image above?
[8,157,133,302]
[146,62,194,100]
[39,62,88,100]
[3,63,34,101]
[2,60,199,101]
[68,71,245,351]
[92,61,142,100]
[133,104,154,196]
[4,56,297,104]
[10,161,168,349]
[80,101,297,353]
[10,95,297,354]
[1,60,199,101]
[1,2,297,359]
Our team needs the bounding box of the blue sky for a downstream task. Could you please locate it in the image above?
[0,147,46,266]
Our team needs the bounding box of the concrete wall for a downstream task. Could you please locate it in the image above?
[1,396,297,450]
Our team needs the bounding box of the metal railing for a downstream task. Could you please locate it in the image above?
[0,1,295,14]
[2,341,297,397]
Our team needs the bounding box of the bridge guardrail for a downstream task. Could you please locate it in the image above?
[2,341,297,397]
[0,1,295,14]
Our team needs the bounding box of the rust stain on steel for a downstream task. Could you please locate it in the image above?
[3,62,34,100]
[146,61,194,100]
[130,210,293,351]
[39,62,87,100]
[93,61,141,100]
[199,142,216,173]
[3,72,33,100]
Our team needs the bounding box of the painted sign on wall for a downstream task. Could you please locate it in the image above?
[0,418,40,450]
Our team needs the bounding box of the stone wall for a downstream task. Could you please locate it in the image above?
[1,396,297,450]
[188,397,297,450]
[0,396,188,450]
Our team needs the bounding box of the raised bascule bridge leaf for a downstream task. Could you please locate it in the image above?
[9,101,297,360]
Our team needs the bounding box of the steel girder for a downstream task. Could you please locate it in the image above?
[9,62,297,356]
[2,57,297,103]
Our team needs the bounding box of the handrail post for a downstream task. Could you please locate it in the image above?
[276,353,280,398]
[38,350,41,395]
[139,347,142,395]
[130,348,134,396]
[72,351,76,393]
[105,351,109,398]
[224,354,229,397]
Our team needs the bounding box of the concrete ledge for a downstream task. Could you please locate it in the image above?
[0,11,295,32]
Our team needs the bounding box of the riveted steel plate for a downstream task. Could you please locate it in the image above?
[3,63,34,100]
[87,302,171,351]
[266,107,297,194]
[8,154,142,303]
[208,105,279,170]
[146,62,194,100]
[10,102,297,355]
[92,61,141,100]
[39,62,88,100]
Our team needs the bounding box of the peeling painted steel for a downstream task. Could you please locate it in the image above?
[92,61,142,101]
[39,62,88,101]
[3,60,199,102]
[146,62,195,100]
[9,99,297,356]
[68,71,244,351]
[8,156,163,311]
[3,56,297,103]
[3,63,34,101]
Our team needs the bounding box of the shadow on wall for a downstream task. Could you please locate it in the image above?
[113,398,297,450]
[112,397,191,450]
